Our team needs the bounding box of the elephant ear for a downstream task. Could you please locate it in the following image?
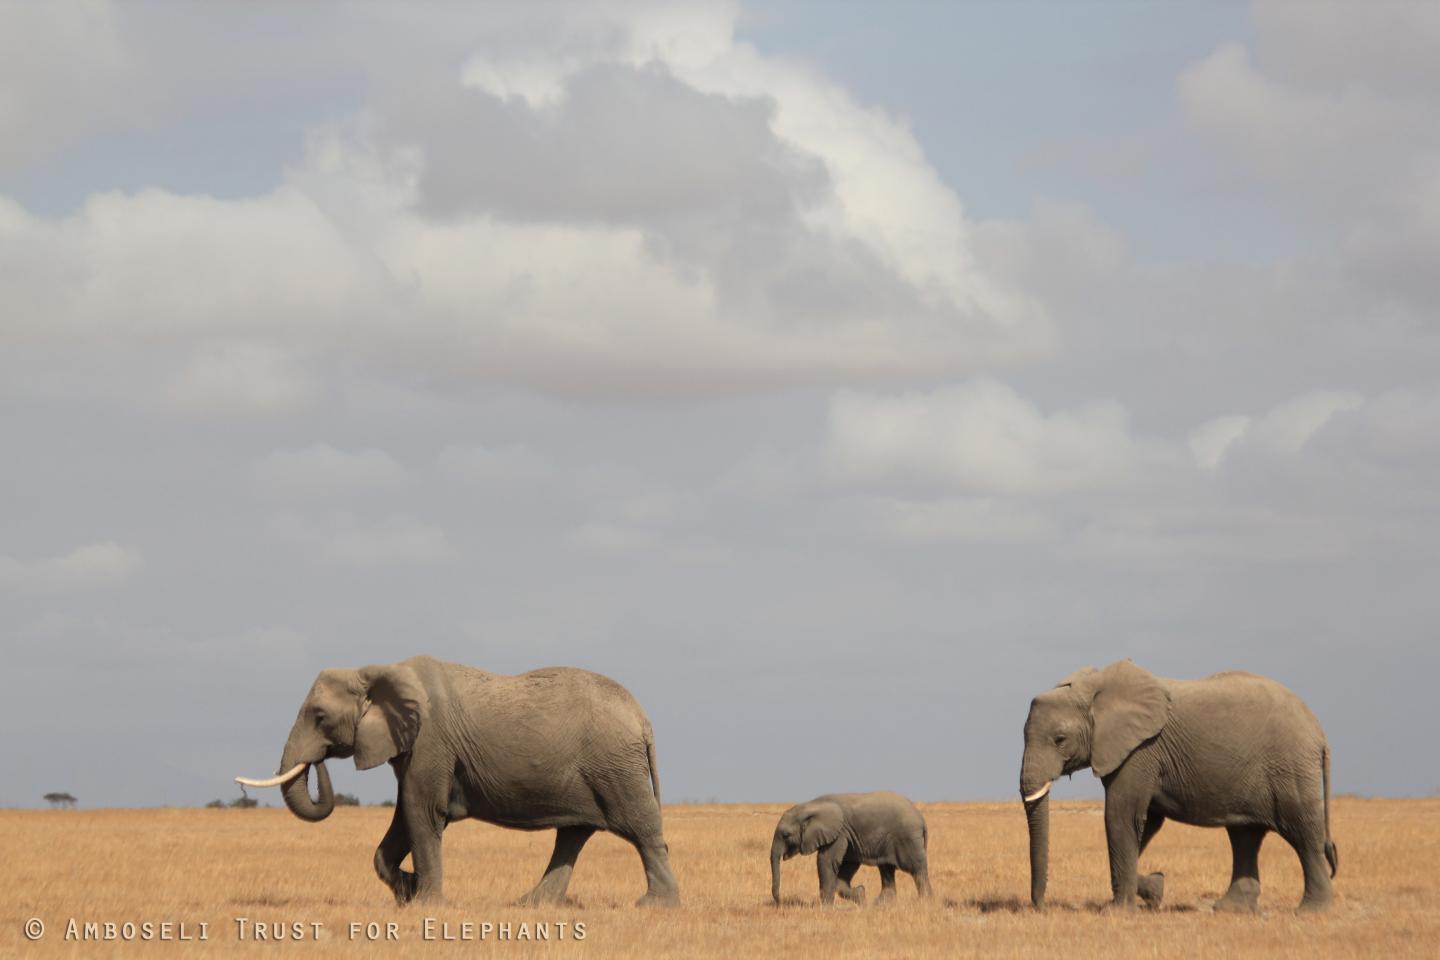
[1090,660,1171,778]
[1055,666,1100,697]
[799,802,843,854]
[354,663,427,771]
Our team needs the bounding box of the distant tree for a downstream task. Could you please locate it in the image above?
[43,792,77,809]
[205,799,226,809]
[229,796,259,809]
[335,793,361,807]
[376,799,395,807]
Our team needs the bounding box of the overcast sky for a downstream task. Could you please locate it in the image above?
[3,1,1437,808]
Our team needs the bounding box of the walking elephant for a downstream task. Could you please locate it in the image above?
[236,655,680,906]
[1019,660,1336,913]
[770,792,932,905]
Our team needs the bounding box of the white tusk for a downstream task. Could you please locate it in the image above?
[1023,782,1052,803]
[235,763,307,788]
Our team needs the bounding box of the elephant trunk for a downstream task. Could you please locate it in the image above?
[770,835,785,904]
[278,725,334,822]
[1024,792,1050,908]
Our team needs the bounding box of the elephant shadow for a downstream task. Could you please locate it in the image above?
[770,895,860,909]
[955,897,1196,914]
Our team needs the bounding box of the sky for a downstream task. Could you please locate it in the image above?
[2,1,1438,809]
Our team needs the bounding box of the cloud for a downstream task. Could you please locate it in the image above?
[1191,390,1366,472]
[1179,1,1440,311]
[436,443,544,484]
[0,2,135,173]
[0,4,1049,402]
[0,541,142,594]
[570,521,661,557]
[847,497,1057,545]
[825,380,1137,496]
[164,341,317,417]
[1189,415,1250,472]
[268,513,455,567]
[254,445,409,496]
[320,517,456,567]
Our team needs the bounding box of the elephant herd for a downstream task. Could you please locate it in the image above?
[236,655,1337,914]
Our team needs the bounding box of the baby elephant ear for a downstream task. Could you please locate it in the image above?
[1090,660,1171,778]
[799,803,843,854]
[354,663,428,771]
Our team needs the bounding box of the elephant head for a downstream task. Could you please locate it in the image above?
[236,663,427,822]
[1019,659,1170,907]
[770,800,843,903]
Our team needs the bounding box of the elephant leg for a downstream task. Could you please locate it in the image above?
[1278,820,1334,913]
[876,865,898,905]
[630,838,681,908]
[373,802,416,904]
[909,852,933,899]
[1137,811,1166,909]
[400,783,447,904]
[816,852,840,905]
[1103,792,1150,908]
[517,826,595,906]
[1214,825,1265,913]
[596,775,680,907]
[836,861,866,905]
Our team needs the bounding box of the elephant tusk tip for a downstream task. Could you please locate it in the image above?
[1023,782,1052,803]
[234,763,308,789]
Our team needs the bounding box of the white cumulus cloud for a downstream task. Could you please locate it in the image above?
[0,541,142,594]
[826,380,1136,496]
[254,445,410,496]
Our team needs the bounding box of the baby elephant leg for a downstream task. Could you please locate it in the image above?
[836,861,866,905]
[1138,872,1165,909]
[876,865,898,905]
[908,845,933,898]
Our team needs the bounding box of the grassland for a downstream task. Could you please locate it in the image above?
[4,797,1437,958]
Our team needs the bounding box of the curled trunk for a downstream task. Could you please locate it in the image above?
[281,762,333,821]
[278,724,334,822]
[770,835,785,903]
[1025,792,1050,907]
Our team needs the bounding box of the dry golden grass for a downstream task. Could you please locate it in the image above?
[4,798,1437,958]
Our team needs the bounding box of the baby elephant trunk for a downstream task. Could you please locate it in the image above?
[770,834,786,903]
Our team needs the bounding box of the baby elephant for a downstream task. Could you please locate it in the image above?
[770,792,932,905]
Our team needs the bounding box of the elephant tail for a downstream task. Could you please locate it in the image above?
[1323,744,1338,878]
[643,722,662,809]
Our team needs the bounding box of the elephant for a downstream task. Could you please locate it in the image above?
[1019,660,1337,913]
[770,792,932,906]
[236,655,680,907]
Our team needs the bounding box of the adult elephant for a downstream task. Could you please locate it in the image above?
[236,656,680,907]
[1019,660,1336,913]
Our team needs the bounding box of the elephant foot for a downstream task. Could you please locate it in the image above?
[843,884,868,906]
[1214,878,1261,914]
[1100,897,1138,913]
[1138,872,1165,909]
[388,870,418,905]
[514,892,582,908]
[634,890,681,908]
[1296,892,1333,915]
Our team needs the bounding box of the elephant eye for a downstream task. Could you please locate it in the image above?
[1054,734,1067,745]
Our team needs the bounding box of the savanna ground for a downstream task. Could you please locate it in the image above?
[4,798,1437,958]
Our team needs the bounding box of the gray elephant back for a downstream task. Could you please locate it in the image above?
[1173,670,1327,742]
